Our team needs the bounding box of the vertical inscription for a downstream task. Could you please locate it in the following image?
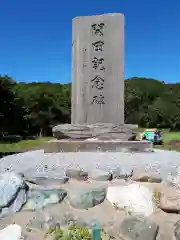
[82,48,87,68]
[91,22,106,104]
[91,23,105,36]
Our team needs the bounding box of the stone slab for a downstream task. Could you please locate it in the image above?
[72,13,124,125]
[52,123,137,140]
[43,139,153,153]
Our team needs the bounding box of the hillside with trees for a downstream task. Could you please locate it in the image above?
[0,74,180,137]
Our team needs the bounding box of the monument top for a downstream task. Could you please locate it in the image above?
[73,13,124,19]
[71,13,124,125]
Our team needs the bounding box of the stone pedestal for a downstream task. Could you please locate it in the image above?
[52,123,138,141]
[43,139,153,153]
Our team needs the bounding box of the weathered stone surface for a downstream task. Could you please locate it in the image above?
[52,123,135,141]
[1,188,27,217]
[66,168,88,180]
[52,124,92,139]
[0,172,28,217]
[72,14,124,125]
[23,189,67,211]
[23,166,69,186]
[88,169,112,181]
[44,139,152,153]
[174,220,180,240]
[112,167,133,179]
[119,217,159,240]
[106,184,154,217]
[68,186,106,209]
[25,176,69,186]
[131,169,162,183]
[0,172,26,208]
[165,166,180,189]
[159,186,180,213]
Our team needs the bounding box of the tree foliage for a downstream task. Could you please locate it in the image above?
[0,74,180,137]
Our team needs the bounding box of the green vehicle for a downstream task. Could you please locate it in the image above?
[139,129,163,145]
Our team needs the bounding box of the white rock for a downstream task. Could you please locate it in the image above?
[0,224,22,240]
[106,183,154,217]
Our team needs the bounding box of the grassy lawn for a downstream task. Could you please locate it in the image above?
[0,137,53,153]
[0,130,180,153]
[155,131,180,151]
[137,128,180,151]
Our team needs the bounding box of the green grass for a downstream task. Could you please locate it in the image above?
[0,137,52,153]
[155,131,180,151]
[138,128,180,151]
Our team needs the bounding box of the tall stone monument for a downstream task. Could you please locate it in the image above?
[71,13,124,125]
[53,13,136,141]
[48,13,152,152]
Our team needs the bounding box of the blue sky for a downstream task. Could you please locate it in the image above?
[0,0,179,83]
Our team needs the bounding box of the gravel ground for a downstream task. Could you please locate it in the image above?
[0,149,180,179]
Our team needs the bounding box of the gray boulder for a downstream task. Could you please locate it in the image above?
[0,172,27,208]
[131,169,162,183]
[120,217,159,240]
[112,167,133,179]
[52,124,93,139]
[68,186,106,209]
[66,168,88,180]
[1,188,27,217]
[23,189,67,211]
[23,166,69,186]
[88,169,112,181]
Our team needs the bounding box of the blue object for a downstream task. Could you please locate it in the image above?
[92,221,101,240]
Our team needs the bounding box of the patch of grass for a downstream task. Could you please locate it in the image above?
[155,131,180,152]
[138,128,180,151]
[45,225,110,240]
[46,226,92,240]
[0,137,52,153]
[153,190,160,207]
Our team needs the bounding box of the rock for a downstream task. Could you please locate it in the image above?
[119,217,159,240]
[106,184,154,217]
[23,166,69,186]
[166,166,180,188]
[88,169,112,181]
[52,123,135,140]
[23,189,67,211]
[68,186,106,209]
[52,124,93,139]
[66,169,88,180]
[112,167,133,179]
[0,224,22,240]
[159,186,180,213]
[0,172,26,208]
[26,176,69,186]
[131,169,162,183]
[174,220,180,240]
[1,188,27,217]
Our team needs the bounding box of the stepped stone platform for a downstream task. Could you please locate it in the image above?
[43,139,153,153]
[48,123,152,153]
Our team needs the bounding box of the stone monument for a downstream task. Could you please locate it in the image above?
[71,13,124,125]
[44,13,152,152]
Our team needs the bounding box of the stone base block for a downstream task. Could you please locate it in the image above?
[43,139,153,153]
